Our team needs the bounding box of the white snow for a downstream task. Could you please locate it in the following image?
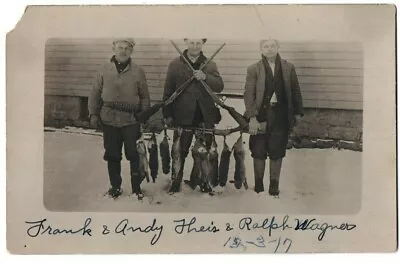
[43,130,362,215]
[44,99,362,214]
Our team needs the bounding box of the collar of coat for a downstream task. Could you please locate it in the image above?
[182,49,207,69]
[110,55,131,66]
[261,53,282,80]
[109,55,132,73]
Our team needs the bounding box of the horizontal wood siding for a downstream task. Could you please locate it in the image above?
[45,38,363,110]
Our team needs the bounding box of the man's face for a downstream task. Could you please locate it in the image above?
[185,39,204,57]
[261,40,279,59]
[112,41,133,62]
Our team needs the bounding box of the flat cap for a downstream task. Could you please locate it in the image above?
[184,38,207,44]
[113,38,136,48]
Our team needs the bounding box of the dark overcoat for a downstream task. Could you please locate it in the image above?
[162,51,224,126]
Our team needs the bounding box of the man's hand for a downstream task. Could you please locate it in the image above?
[193,70,207,81]
[90,115,99,129]
[248,117,261,135]
[164,117,174,127]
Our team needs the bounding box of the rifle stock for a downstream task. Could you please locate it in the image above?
[136,77,194,124]
[225,106,249,129]
[136,102,164,124]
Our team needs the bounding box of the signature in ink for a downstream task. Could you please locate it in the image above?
[294,218,356,241]
[25,218,92,237]
[113,218,164,246]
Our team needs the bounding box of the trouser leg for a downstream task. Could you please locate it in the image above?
[103,125,123,189]
[107,161,122,189]
[169,129,194,193]
[177,130,194,184]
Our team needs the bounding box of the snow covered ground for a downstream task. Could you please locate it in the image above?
[43,128,362,215]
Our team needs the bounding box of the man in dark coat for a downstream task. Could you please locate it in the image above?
[163,38,224,193]
[244,39,304,196]
[88,39,151,200]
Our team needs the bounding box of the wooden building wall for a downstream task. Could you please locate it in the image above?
[45,38,363,110]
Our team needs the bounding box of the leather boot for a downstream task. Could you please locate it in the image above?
[253,158,266,193]
[269,158,283,196]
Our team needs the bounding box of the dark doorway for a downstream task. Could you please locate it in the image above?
[79,97,89,121]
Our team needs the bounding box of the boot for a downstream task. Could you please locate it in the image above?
[106,161,122,198]
[253,158,266,193]
[269,158,283,196]
[200,181,213,194]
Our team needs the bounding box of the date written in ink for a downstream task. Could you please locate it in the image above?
[223,236,292,253]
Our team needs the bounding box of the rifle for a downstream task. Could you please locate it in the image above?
[170,41,249,129]
[135,77,192,124]
[162,121,267,136]
[136,42,226,124]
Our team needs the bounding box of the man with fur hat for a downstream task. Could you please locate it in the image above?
[88,38,150,200]
[162,38,224,193]
[244,39,304,197]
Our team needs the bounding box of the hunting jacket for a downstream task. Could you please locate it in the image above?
[243,55,304,131]
[88,58,151,127]
[162,50,224,127]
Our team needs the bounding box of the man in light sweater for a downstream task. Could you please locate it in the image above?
[88,39,150,200]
